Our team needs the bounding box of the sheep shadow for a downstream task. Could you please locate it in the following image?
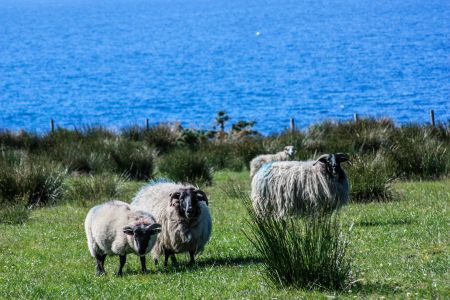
[159,255,263,273]
[354,218,415,227]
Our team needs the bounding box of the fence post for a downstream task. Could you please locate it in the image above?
[290,118,295,133]
[145,118,149,130]
[50,119,55,133]
[353,113,359,122]
[429,110,435,127]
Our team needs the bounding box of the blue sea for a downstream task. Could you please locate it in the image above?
[0,0,449,134]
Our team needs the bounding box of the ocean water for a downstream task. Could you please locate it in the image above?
[0,0,449,134]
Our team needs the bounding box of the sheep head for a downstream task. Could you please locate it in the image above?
[313,153,349,177]
[284,145,296,157]
[170,188,209,220]
[123,223,162,255]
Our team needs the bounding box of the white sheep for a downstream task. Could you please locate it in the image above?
[131,181,211,267]
[251,153,349,218]
[250,145,296,178]
[84,200,161,276]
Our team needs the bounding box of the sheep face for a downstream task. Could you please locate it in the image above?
[123,223,162,255]
[284,146,296,157]
[170,188,209,220]
[314,153,349,178]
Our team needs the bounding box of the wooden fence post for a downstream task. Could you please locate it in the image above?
[50,119,55,132]
[290,118,295,133]
[353,113,358,122]
[429,110,435,127]
[145,118,149,130]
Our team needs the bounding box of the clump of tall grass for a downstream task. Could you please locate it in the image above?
[243,195,354,290]
[203,142,244,171]
[0,151,66,207]
[158,149,213,185]
[304,118,394,154]
[347,153,396,202]
[143,124,178,153]
[387,125,450,179]
[64,173,127,206]
[110,140,155,180]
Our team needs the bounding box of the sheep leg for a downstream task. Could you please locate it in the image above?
[117,255,126,276]
[95,254,106,275]
[164,251,170,268]
[140,256,147,273]
[188,251,195,265]
[170,254,177,266]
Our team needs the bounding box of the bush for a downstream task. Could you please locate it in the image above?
[203,143,244,171]
[110,140,155,180]
[158,149,213,185]
[0,153,66,207]
[347,153,396,202]
[143,124,178,154]
[244,196,354,290]
[387,126,450,179]
[64,173,127,205]
[304,118,395,154]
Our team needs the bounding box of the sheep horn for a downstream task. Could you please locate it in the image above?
[145,223,162,234]
[196,190,209,206]
[313,154,329,166]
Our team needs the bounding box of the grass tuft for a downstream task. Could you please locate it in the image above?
[242,194,354,291]
[158,149,213,185]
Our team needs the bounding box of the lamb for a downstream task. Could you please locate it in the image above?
[251,153,349,218]
[131,181,211,267]
[84,200,161,276]
[250,145,296,178]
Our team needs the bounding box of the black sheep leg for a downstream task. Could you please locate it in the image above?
[189,250,195,265]
[117,255,126,276]
[95,254,106,275]
[164,250,177,268]
[140,256,147,273]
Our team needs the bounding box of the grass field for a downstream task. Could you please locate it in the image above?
[0,171,448,299]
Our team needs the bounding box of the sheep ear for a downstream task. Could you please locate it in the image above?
[145,223,162,235]
[313,154,329,166]
[336,153,349,163]
[170,192,181,206]
[196,190,209,206]
[123,226,134,236]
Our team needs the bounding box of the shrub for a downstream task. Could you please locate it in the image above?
[304,118,395,154]
[387,126,450,179]
[347,153,396,202]
[158,149,213,185]
[143,124,178,154]
[110,140,155,180]
[203,143,243,171]
[243,195,354,290]
[0,153,66,207]
[64,173,127,205]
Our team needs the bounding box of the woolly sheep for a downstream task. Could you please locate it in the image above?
[84,200,161,276]
[251,153,349,218]
[250,145,296,178]
[132,181,211,267]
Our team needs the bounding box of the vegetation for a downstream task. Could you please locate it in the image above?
[244,195,353,290]
[0,172,448,298]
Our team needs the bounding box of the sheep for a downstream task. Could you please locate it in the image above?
[250,145,296,178]
[131,181,211,267]
[84,200,161,276]
[251,153,349,218]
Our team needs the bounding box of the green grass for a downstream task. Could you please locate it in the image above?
[0,171,448,299]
